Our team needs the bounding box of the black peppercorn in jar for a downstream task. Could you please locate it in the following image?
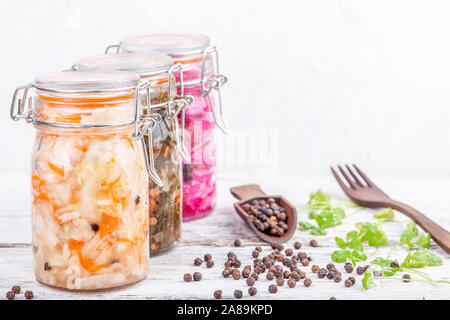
[10,71,162,290]
[75,53,193,255]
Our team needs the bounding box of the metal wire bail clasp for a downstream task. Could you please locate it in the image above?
[133,81,164,187]
[200,46,229,134]
[10,83,33,122]
[104,44,120,54]
[167,63,193,162]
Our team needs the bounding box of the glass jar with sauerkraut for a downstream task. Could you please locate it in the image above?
[75,53,192,255]
[110,33,228,222]
[10,70,162,290]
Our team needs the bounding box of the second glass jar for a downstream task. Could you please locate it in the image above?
[75,53,192,254]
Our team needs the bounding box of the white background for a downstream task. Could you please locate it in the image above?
[2,0,450,179]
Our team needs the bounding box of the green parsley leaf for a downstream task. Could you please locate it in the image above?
[362,270,376,290]
[306,189,331,209]
[400,222,430,249]
[401,249,443,268]
[370,257,392,267]
[357,222,389,246]
[298,221,326,235]
[331,249,366,265]
[374,208,395,222]
[331,250,350,263]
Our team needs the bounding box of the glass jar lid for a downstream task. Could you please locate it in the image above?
[34,70,140,93]
[120,33,210,56]
[74,53,173,76]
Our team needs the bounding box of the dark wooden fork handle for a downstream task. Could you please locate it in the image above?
[389,200,450,252]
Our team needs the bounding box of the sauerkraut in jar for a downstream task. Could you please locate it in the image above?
[75,53,192,254]
[11,71,160,290]
[116,33,228,222]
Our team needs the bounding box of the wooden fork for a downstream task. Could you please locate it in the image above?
[331,164,450,253]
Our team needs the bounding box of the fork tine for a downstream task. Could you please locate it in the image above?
[330,167,350,192]
[345,164,364,187]
[337,165,356,189]
[352,164,375,187]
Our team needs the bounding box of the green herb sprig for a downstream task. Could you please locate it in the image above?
[298,189,358,235]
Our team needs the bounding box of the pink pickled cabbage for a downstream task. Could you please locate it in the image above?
[177,65,217,221]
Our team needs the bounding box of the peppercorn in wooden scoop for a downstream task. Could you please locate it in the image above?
[230,184,297,244]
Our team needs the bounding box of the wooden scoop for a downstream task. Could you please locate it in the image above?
[230,184,297,244]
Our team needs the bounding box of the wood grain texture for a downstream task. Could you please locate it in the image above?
[0,174,449,300]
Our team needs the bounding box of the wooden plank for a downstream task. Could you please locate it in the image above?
[0,174,449,299]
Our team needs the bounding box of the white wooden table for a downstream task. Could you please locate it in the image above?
[1,174,449,300]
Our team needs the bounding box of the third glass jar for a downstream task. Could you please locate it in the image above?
[115,33,228,221]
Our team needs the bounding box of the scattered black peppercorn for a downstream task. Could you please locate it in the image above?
[356,266,365,275]
[283,271,291,279]
[234,239,241,247]
[6,291,15,300]
[285,248,293,256]
[248,287,257,296]
[326,263,335,271]
[213,290,222,299]
[348,276,356,285]
[301,258,309,266]
[266,272,275,281]
[252,250,259,258]
[311,265,320,273]
[232,269,241,280]
[287,278,296,288]
[204,254,212,261]
[390,261,400,268]
[24,291,34,300]
[135,195,140,205]
[310,239,318,247]
[271,243,284,251]
[193,272,202,281]
[373,270,382,278]
[276,278,284,286]
[298,252,307,260]
[251,272,259,281]
[344,262,354,273]
[344,279,352,287]
[206,260,215,268]
[329,296,337,300]
[91,223,99,232]
[294,241,302,249]
[194,258,202,266]
[44,262,51,271]
[268,284,278,293]
[227,252,237,260]
[303,278,312,287]
[222,269,230,278]
[241,268,250,278]
[402,274,411,283]
[183,273,192,282]
[246,277,256,286]
[318,268,327,279]
[11,285,21,294]
[255,246,262,252]
[291,271,301,282]
[234,290,243,299]
[334,274,342,283]
[326,271,335,280]
[233,259,241,268]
